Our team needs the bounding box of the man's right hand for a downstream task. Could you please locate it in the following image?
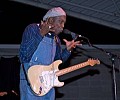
[40,19,55,36]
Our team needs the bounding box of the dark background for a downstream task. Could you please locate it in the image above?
[0,0,120,44]
[0,1,120,100]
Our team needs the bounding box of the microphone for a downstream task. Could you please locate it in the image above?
[63,29,82,40]
[63,29,92,46]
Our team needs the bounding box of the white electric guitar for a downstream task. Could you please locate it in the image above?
[27,58,100,96]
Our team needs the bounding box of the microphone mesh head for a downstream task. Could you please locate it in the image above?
[63,29,70,34]
[63,29,76,39]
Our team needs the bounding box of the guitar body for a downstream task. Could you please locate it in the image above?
[27,60,64,96]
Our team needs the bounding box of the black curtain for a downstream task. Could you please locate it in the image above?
[0,56,20,100]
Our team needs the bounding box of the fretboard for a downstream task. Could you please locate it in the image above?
[56,61,89,76]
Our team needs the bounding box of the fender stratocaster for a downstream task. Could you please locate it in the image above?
[27,58,100,96]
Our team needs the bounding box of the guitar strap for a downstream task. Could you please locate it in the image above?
[54,35,63,61]
[22,64,30,86]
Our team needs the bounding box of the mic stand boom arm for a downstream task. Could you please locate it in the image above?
[83,37,120,100]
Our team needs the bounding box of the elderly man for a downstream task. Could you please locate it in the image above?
[19,7,80,100]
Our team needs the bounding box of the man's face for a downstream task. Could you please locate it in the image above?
[51,15,66,35]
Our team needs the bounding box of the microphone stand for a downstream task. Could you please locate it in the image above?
[81,36,120,100]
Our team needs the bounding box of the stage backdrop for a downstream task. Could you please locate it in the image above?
[0,44,120,100]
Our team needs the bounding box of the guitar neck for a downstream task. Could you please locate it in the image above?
[56,61,89,76]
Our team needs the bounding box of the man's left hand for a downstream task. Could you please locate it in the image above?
[63,39,81,52]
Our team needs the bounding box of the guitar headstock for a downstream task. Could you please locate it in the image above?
[87,58,100,66]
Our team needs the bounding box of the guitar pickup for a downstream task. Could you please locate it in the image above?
[39,76,44,83]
